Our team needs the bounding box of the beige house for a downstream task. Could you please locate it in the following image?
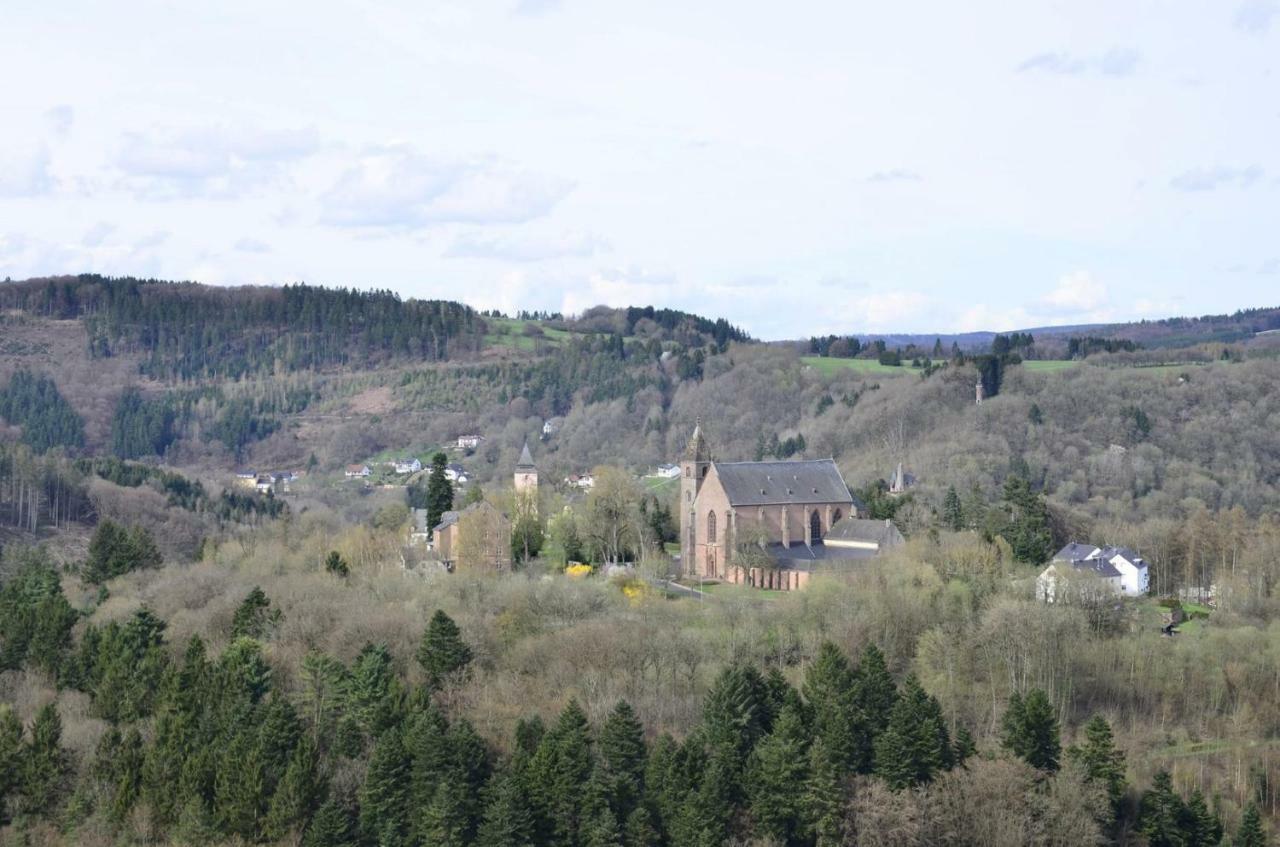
[678,422,887,591]
[433,501,512,571]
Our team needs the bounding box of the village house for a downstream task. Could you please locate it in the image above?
[392,457,422,474]
[542,418,562,437]
[456,434,483,451]
[235,470,257,489]
[678,421,889,592]
[650,463,681,479]
[1036,542,1150,603]
[444,463,469,484]
[345,464,371,478]
[565,472,595,490]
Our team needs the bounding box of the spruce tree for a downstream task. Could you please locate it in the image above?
[745,702,810,844]
[943,485,964,531]
[20,702,67,817]
[0,706,23,822]
[951,725,976,766]
[873,676,949,789]
[231,586,281,640]
[419,779,471,847]
[1002,688,1060,771]
[853,643,898,733]
[360,728,411,847]
[417,610,473,692]
[1236,802,1267,847]
[528,700,594,847]
[598,700,647,822]
[802,642,865,774]
[1137,770,1185,847]
[1182,788,1222,847]
[426,452,455,532]
[1067,715,1126,821]
[264,734,323,841]
[475,768,536,847]
[803,736,845,847]
[676,745,736,847]
[215,724,266,840]
[305,797,357,847]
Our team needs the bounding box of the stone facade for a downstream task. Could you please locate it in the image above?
[678,422,857,585]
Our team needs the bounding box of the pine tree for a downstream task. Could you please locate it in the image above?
[1002,688,1060,771]
[231,586,281,640]
[1236,802,1267,847]
[419,779,471,847]
[622,804,660,847]
[475,768,536,847]
[676,745,736,847]
[360,728,411,847]
[324,550,349,577]
[215,724,266,840]
[1028,402,1044,425]
[701,665,771,788]
[873,676,949,789]
[20,702,67,817]
[802,643,865,774]
[305,797,357,847]
[745,702,810,844]
[598,700,647,822]
[1137,770,1186,847]
[0,706,23,821]
[1067,715,1126,821]
[426,452,455,532]
[853,643,898,734]
[349,642,404,737]
[108,728,144,824]
[952,725,976,766]
[528,700,594,847]
[1182,788,1222,847]
[417,610,473,692]
[803,736,844,847]
[264,734,324,841]
[942,485,964,531]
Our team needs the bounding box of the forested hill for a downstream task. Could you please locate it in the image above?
[0,275,487,380]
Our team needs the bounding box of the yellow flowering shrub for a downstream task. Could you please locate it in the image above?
[565,562,592,579]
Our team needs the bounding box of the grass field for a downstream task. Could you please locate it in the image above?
[800,356,919,376]
[483,318,574,351]
[1021,360,1080,372]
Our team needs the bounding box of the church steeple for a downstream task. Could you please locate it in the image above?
[683,417,711,464]
[514,439,538,500]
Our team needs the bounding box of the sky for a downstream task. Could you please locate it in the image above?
[1,1,1277,339]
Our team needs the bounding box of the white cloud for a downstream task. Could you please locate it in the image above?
[113,125,320,199]
[0,144,54,197]
[81,222,116,247]
[560,266,680,315]
[45,105,74,137]
[320,146,572,229]
[866,169,922,183]
[1042,270,1108,314]
[234,237,273,253]
[1234,1,1279,32]
[1170,165,1264,191]
[1017,48,1141,77]
[444,229,606,261]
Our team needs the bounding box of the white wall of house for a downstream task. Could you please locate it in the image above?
[1109,555,1149,596]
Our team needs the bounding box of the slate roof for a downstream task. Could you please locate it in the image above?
[433,510,461,532]
[1055,559,1121,579]
[1097,546,1146,567]
[825,517,905,549]
[765,541,881,569]
[713,459,853,507]
[1053,542,1101,562]
[517,441,536,470]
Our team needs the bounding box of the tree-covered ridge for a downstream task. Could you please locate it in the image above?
[0,275,488,380]
[0,370,84,454]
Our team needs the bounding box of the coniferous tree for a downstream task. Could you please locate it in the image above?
[426,452,455,532]
[943,485,964,531]
[417,609,473,692]
[0,706,23,822]
[873,676,950,790]
[215,723,267,840]
[476,768,537,847]
[1000,476,1054,564]
[21,702,68,817]
[745,702,810,844]
[1068,715,1126,821]
[306,797,357,847]
[324,550,350,577]
[676,745,736,847]
[1236,802,1267,847]
[231,586,282,640]
[528,700,594,847]
[1181,788,1222,847]
[853,643,898,734]
[360,727,412,847]
[264,734,324,842]
[349,643,403,738]
[1137,770,1186,847]
[803,736,845,847]
[951,725,977,766]
[598,700,647,824]
[802,643,865,774]
[701,665,772,790]
[1002,688,1060,771]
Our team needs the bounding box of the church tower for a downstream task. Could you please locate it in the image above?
[679,419,712,573]
[514,440,538,504]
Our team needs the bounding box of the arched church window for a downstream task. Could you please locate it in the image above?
[685,466,691,477]
[810,510,821,542]
[701,465,709,479]
[832,508,843,524]
[708,511,717,544]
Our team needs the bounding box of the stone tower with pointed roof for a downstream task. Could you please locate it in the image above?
[680,419,712,572]
[514,439,538,501]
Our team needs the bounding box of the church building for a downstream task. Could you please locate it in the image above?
[679,422,897,590]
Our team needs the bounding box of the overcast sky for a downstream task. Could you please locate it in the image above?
[1,1,1277,339]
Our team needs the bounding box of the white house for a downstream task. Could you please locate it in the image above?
[1037,542,1149,602]
[650,463,681,479]
[456,434,483,450]
[542,418,563,437]
[445,464,469,484]
[566,473,595,490]
[345,464,371,478]
[393,458,423,474]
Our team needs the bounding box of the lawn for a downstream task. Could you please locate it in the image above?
[644,475,679,496]
[1021,360,1080,372]
[800,356,919,376]
[483,318,574,351]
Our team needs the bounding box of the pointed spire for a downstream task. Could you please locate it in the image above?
[683,419,711,463]
[517,439,535,470]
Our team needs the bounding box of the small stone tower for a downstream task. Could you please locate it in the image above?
[514,440,538,500]
[975,379,985,406]
[679,419,712,571]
